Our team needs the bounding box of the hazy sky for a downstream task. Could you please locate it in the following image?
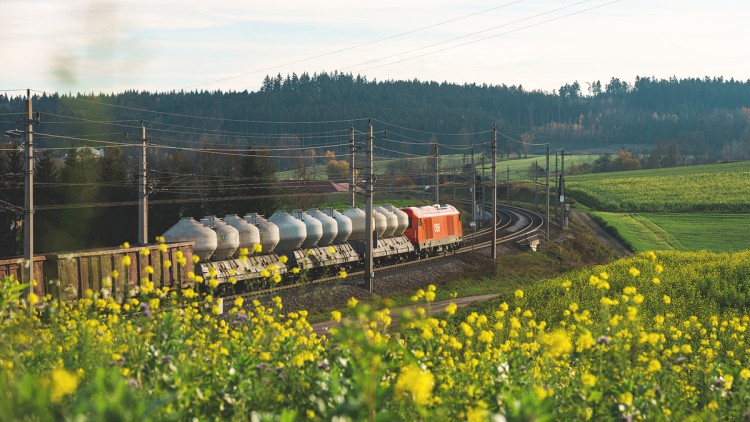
[1,0,748,94]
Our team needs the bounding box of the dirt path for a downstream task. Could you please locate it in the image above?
[571,210,633,257]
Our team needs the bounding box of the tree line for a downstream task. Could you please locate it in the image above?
[1,73,750,255]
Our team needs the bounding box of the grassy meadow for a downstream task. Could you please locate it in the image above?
[566,160,750,252]
[593,212,750,252]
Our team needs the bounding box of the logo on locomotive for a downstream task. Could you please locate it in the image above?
[433,223,441,233]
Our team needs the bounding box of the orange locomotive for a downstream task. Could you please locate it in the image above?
[401,204,463,257]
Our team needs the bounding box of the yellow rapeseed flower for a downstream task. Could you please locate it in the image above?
[140,248,150,256]
[740,369,750,379]
[542,329,572,357]
[663,295,671,305]
[647,359,662,372]
[576,331,595,352]
[331,311,342,322]
[121,256,131,266]
[50,368,79,403]
[581,372,597,387]
[279,255,288,264]
[27,292,40,306]
[394,365,434,405]
[158,243,167,253]
[338,270,347,279]
[444,303,457,316]
[347,297,358,308]
[629,267,640,277]
[724,374,734,390]
[208,278,219,290]
[619,392,633,405]
[514,289,524,299]
[121,242,130,249]
[272,274,282,283]
[291,267,300,274]
[192,255,200,264]
[253,243,263,253]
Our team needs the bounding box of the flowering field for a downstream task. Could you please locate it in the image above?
[2,250,750,420]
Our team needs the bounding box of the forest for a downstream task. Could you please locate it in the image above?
[1,73,749,255]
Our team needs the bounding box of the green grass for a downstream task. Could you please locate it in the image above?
[566,161,750,213]
[594,212,750,252]
[278,154,600,181]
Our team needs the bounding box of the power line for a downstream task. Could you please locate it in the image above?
[355,0,620,73]
[179,0,525,90]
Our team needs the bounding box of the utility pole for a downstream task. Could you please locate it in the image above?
[506,165,510,203]
[364,120,374,291]
[433,140,440,204]
[471,148,476,250]
[480,152,485,228]
[545,144,550,246]
[534,159,538,209]
[349,124,355,207]
[491,124,497,260]
[560,147,566,228]
[452,168,456,204]
[554,150,558,221]
[24,89,37,286]
[138,122,148,244]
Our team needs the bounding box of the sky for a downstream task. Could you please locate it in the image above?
[1,0,749,95]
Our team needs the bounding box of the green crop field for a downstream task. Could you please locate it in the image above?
[594,212,750,252]
[566,161,750,252]
[566,161,750,213]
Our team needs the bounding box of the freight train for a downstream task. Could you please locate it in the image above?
[163,204,464,289]
[5,204,463,303]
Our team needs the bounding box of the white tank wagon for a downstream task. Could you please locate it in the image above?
[361,206,387,239]
[200,216,240,260]
[162,214,287,292]
[383,204,409,237]
[163,218,217,263]
[323,208,353,244]
[343,207,369,242]
[269,211,307,251]
[223,214,261,258]
[289,209,360,274]
[374,206,398,238]
[244,214,280,253]
[307,209,338,246]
